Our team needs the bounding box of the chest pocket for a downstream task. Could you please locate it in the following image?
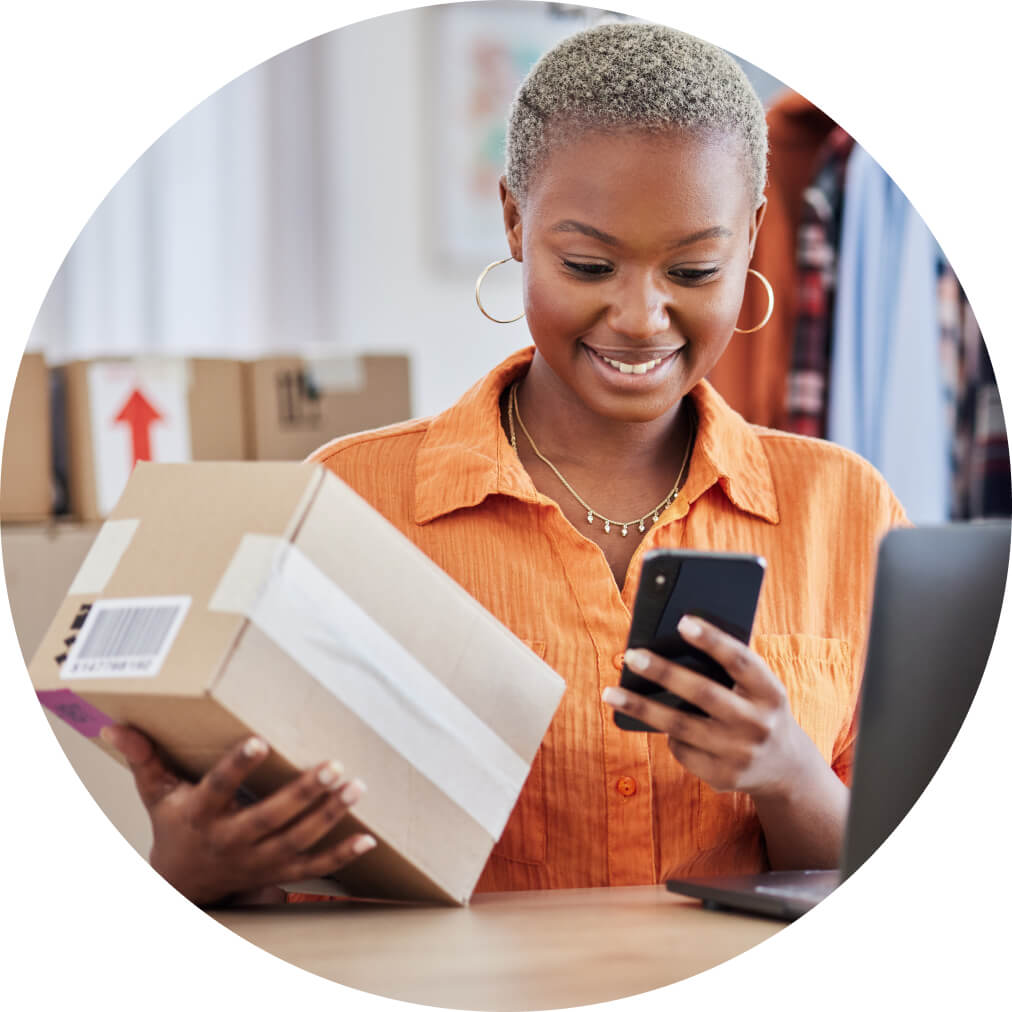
[753,634,854,766]
[694,634,854,858]
[487,640,549,867]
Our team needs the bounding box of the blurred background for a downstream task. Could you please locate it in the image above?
[24,3,784,418]
[2,0,1009,869]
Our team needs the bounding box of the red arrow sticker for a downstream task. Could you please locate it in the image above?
[114,388,163,466]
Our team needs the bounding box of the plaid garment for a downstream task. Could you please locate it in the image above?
[784,127,854,437]
[942,260,1010,518]
[939,260,968,516]
[957,295,1011,518]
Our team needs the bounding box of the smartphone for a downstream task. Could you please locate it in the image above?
[614,549,767,732]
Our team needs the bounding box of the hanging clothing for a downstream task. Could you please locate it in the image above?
[707,92,836,429]
[952,293,1011,518]
[783,127,854,438]
[826,145,948,524]
[937,260,962,500]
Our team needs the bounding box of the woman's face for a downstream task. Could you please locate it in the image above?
[501,127,764,423]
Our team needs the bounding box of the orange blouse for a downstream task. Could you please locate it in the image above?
[308,345,907,891]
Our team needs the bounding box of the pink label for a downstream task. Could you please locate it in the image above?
[37,689,114,738]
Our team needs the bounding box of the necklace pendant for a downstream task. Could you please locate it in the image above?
[603,520,611,534]
[652,512,659,524]
[621,524,628,537]
[638,521,646,533]
[587,510,593,524]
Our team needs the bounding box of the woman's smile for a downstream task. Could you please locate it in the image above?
[581,342,684,392]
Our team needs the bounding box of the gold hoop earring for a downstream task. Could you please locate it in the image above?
[475,256,525,324]
[733,268,775,334]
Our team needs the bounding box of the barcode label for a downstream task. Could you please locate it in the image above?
[61,596,191,679]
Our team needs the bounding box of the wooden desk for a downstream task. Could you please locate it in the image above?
[212,884,783,1010]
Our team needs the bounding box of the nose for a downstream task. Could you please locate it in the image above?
[605,270,673,342]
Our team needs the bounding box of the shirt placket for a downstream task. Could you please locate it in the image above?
[545,496,692,887]
[599,636,656,885]
[602,496,691,885]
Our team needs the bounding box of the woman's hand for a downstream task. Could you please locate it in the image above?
[602,615,848,868]
[100,724,377,907]
[603,615,814,797]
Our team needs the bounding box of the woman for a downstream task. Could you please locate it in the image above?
[102,22,905,906]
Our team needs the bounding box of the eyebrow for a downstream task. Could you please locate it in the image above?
[549,220,732,249]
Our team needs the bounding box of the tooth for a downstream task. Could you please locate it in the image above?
[597,352,667,374]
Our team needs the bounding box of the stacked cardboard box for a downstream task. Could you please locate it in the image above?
[1,353,52,521]
[3,522,100,663]
[60,357,248,520]
[29,462,563,905]
[243,354,411,461]
[54,353,411,520]
[3,521,153,856]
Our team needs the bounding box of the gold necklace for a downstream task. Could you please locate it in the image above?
[507,380,695,537]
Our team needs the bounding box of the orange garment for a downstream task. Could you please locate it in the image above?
[708,91,837,429]
[307,346,906,892]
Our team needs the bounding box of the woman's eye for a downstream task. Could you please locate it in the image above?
[670,267,719,283]
[562,260,612,276]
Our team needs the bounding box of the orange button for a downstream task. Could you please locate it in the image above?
[612,652,625,670]
[616,776,637,797]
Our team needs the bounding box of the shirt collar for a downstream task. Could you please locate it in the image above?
[414,345,779,526]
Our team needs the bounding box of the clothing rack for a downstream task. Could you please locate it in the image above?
[707,92,1009,524]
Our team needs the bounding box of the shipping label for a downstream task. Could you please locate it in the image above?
[60,595,191,679]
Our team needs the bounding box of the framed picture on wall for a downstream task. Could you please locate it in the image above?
[422,2,781,272]
[425,2,623,271]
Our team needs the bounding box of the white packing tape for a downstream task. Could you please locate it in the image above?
[303,356,365,393]
[209,535,529,840]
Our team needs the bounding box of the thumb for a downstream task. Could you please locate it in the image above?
[100,724,181,810]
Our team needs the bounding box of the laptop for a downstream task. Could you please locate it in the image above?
[666,521,1010,921]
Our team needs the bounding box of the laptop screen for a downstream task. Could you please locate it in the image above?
[841,522,1010,878]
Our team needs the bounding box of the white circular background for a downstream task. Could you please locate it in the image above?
[2,2,1008,1009]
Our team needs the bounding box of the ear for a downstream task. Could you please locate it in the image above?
[747,197,768,259]
[499,176,524,262]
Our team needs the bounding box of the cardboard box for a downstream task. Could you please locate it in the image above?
[29,461,564,905]
[1,352,52,521]
[243,354,411,460]
[2,522,101,662]
[61,357,247,520]
[2,521,152,856]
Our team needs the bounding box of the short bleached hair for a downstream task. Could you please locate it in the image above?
[505,22,768,209]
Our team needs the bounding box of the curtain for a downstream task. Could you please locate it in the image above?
[28,35,339,361]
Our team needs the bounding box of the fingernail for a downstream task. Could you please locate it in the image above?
[318,760,344,787]
[243,737,268,758]
[624,648,650,672]
[339,778,366,805]
[353,835,377,856]
[678,616,702,639]
[602,686,627,707]
[99,725,117,747]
